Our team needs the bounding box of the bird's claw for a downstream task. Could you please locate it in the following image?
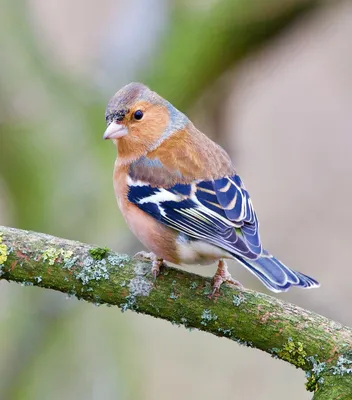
[211,278,243,298]
[151,258,166,280]
[133,251,165,279]
[152,263,160,280]
[133,251,155,261]
[211,260,243,297]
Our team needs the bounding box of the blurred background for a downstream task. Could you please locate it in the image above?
[0,0,351,399]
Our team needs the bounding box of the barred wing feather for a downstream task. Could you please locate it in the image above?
[127,174,320,292]
[128,174,262,260]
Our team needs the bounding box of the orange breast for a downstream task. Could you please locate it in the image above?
[113,160,180,263]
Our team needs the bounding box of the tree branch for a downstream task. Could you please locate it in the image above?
[0,226,351,398]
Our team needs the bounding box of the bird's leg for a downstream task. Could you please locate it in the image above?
[211,259,243,296]
[133,251,165,280]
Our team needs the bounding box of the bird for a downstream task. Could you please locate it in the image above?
[103,82,320,294]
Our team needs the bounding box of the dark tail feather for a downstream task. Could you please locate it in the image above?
[235,251,320,293]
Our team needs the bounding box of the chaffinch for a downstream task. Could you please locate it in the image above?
[103,82,319,294]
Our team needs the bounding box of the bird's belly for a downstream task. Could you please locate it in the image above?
[120,199,180,263]
[176,236,231,265]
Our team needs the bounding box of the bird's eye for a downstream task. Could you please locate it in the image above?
[133,110,144,120]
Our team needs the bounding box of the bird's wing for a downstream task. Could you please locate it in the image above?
[127,174,263,259]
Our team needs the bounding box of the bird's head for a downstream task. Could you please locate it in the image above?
[104,83,189,160]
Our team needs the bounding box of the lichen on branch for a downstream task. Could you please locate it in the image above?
[0,225,351,399]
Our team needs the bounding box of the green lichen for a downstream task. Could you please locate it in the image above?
[170,280,179,299]
[218,327,233,337]
[89,247,109,261]
[201,309,218,326]
[270,347,280,358]
[121,275,153,312]
[331,354,352,376]
[305,373,321,392]
[42,247,73,266]
[304,353,352,392]
[202,283,212,296]
[121,294,137,313]
[63,255,78,269]
[233,338,253,347]
[21,281,33,287]
[62,250,73,262]
[75,256,109,285]
[305,356,327,392]
[276,338,307,368]
[129,275,153,297]
[308,356,326,374]
[107,253,129,267]
[0,233,8,265]
[233,293,245,306]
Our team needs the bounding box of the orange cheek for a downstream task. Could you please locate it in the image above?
[116,105,170,159]
[131,113,169,143]
[117,133,147,159]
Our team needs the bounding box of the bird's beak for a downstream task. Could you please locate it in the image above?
[103,122,128,140]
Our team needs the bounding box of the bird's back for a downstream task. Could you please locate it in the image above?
[132,123,236,187]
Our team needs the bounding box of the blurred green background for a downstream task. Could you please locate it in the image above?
[1,0,351,399]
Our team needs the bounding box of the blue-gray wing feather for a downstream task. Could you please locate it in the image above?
[128,174,262,259]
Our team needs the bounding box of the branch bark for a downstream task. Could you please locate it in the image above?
[0,226,351,399]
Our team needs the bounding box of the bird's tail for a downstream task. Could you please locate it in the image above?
[235,251,320,293]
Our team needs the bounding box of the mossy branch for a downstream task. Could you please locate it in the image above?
[0,226,351,399]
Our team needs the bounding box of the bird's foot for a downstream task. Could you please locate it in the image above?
[133,251,165,280]
[211,259,243,297]
[133,251,155,261]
